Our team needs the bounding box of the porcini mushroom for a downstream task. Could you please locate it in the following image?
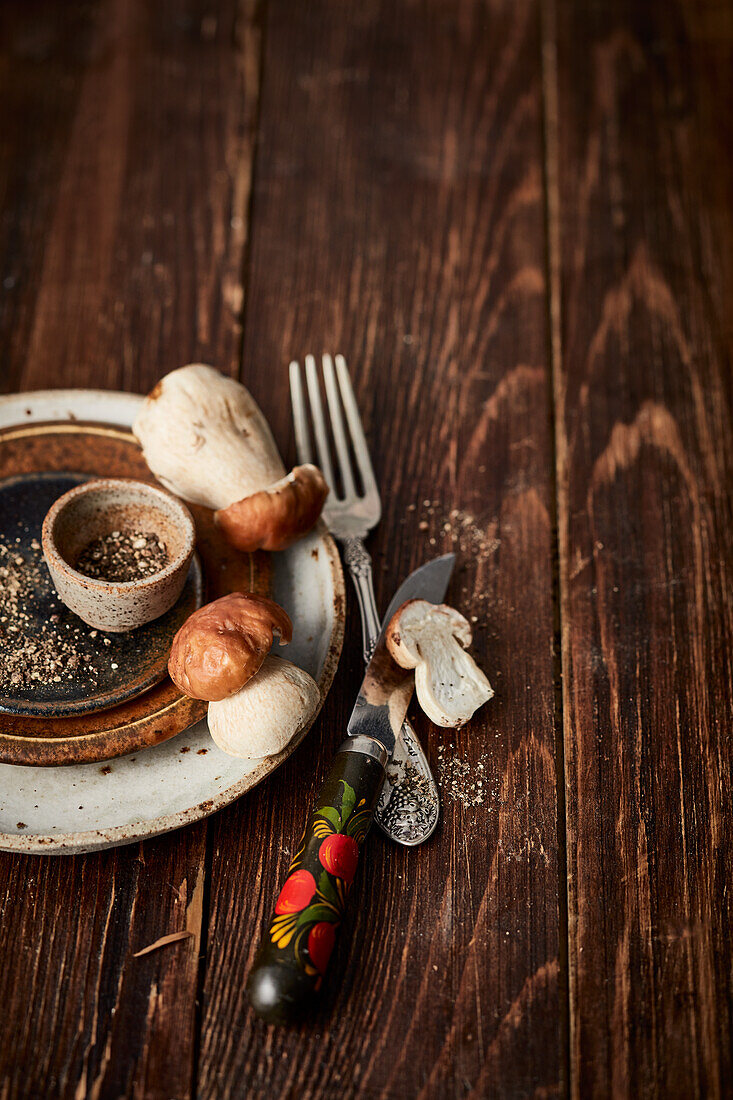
[168,592,292,701]
[133,365,285,509]
[386,600,493,727]
[215,464,328,552]
[133,365,328,550]
[207,654,320,759]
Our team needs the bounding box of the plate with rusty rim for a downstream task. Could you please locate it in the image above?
[0,414,269,763]
[0,469,205,718]
[0,390,345,853]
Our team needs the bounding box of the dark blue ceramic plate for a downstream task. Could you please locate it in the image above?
[0,471,202,718]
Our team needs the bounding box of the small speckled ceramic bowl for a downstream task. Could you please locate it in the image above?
[42,478,196,632]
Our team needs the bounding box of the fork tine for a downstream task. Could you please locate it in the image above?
[304,354,336,492]
[289,361,314,466]
[334,354,378,495]
[322,354,356,499]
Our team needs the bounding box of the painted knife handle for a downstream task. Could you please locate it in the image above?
[247,735,388,1024]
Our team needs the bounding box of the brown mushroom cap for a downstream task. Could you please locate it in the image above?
[168,592,292,701]
[214,464,329,553]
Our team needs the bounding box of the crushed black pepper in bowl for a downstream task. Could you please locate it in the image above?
[42,478,195,632]
[75,530,169,583]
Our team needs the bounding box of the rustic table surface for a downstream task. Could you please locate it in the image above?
[1,2,731,1097]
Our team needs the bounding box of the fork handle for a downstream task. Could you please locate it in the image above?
[342,537,381,662]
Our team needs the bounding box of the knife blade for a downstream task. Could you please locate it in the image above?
[247,554,455,1024]
[368,553,455,844]
[347,553,456,755]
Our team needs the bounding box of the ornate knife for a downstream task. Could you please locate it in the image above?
[247,553,455,1023]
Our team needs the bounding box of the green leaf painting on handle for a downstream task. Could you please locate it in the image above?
[266,759,382,988]
[338,781,356,827]
[314,805,341,833]
[317,869,340,909]
[296,902,339,928]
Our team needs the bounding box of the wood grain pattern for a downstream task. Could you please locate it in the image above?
[0,0,258,393]
[197,1,562,1096]
[0,0,259,1096]
[546,0,733,1095]
[2,0,731,1094]
[0,834,204,1099]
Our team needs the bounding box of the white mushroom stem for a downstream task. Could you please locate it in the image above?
[133,364,286,510]
[387,600,493,728]
[207,654,320,759]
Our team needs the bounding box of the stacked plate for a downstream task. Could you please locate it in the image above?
[0,391,344,854]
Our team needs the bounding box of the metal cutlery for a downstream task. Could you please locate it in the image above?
[289,354,440,845]
[247,554,455,1023]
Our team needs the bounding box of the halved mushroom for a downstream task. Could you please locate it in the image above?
[133,365,328,550]
[168,592,292,701]
[215,464,328,552]
[386,600,493,727]
[207,654,320,759]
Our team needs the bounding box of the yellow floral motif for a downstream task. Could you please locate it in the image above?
[270,912,299,948]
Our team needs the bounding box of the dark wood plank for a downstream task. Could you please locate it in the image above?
[0,0,259,393]
[197,2,563,1097]
[0,834,203,1099]
[546,0,733,1095]
[0,1,260,1095]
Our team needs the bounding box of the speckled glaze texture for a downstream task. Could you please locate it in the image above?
[0,391,344,853]
[0,416,271,766]
[42,478,195,631]
[0,470,202,718]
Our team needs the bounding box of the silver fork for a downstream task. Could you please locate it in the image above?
[290,353,440,846]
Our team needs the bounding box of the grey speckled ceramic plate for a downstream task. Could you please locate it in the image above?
[0,390,345,854]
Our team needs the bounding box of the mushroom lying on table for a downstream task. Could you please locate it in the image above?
[133,364,328,551]
[386,600,493,727]
[169,591,320,759]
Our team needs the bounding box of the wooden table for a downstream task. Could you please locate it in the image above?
[1,2,731,1097]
